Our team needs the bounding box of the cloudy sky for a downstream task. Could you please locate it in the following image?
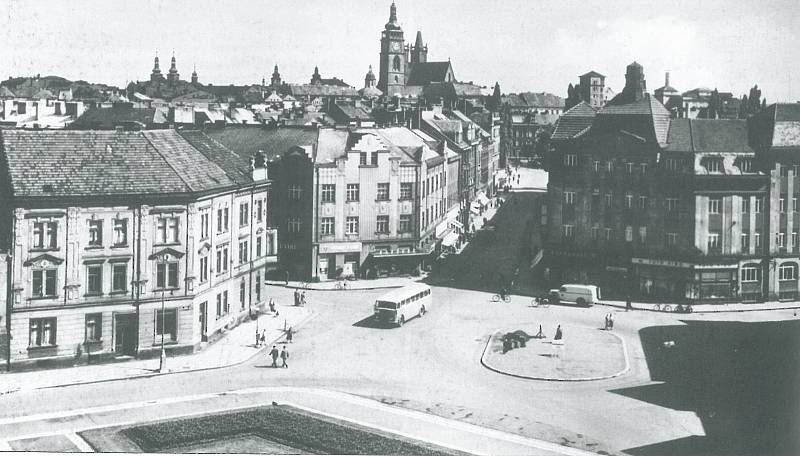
[1,0,798,102]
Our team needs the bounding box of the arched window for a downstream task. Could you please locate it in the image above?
[393,56,401,71]
[394,75,399,83]
[740,263,761,282]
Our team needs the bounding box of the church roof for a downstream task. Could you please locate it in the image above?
[359,86,383,98]
[406,62,453,86]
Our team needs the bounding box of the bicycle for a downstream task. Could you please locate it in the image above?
[652,303,673,312]
[335,280,349,290]
[530,297,550,308]
[673,304,694,314]
[492,294,512,303]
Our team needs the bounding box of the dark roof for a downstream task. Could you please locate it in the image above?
[594,95,671,145]
[519,92,565,108]
[205,126,319,161]
[318,77,352,88]
[289,84,359,97]
[551,102,597,141]
[0,129,238,198]
[176,130,252,184]
[69,105,162,129]
[406,62,453,86]
[331,103,374,123]
[665,119,754,154]
[580,71,605,79]
[775,103,800,122]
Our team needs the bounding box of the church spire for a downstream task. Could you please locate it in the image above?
[385,1,400,30]
[415,30,423,48]
[150,51,162,83]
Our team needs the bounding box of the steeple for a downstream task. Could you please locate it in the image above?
[191,64,198,84]
[167,52,180,84]
[311,66,322,85]
[150,51,162,83]
[410,30,428,64]
[364,65,377,89]
[271,64,282,87]
[415,30,424,48]
[385,1,400,30]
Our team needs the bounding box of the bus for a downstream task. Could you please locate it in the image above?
[374,283,432,326]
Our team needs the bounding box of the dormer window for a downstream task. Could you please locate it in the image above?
[736,158,753,173]
[705,158,723,173]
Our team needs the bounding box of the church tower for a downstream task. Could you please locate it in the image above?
[364,65,377,89]
[378,2,406,96]
[410,31,427,64]
[191,64,198,84]
[150,53,162,83]
[167,53,180,85]
[271,64,282,88]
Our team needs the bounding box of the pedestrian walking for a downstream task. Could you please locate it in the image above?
[626,295,633,311]
[255,329,261,347]
[604,314,609,330]
[269,345,279,368]
[269,298,276,313]
[608,313,614,330]
[260,329,266,346]
[293,289,298,306]
[285,270,289,285]
[300,291,306,306]
[280,345,289,368]
[535,324,544,339]
[286,326,293,343]
[554,325,563,340]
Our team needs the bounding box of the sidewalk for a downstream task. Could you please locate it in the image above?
[601,298,800,313]
[0,304,313,394]
[267,275,422,291]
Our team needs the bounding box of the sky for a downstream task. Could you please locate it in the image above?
[1,0,798,102]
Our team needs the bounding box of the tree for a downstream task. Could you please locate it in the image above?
[565,83,581,110]
[707,88,721,119]
[739,85,765,118]
[739,94,749,119]
[487,82,502,112]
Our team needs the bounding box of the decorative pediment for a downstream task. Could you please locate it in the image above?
[24,253,64,268]
[256,227,265,235]
[149,247,185,261]
[197,242,212,255]
[351,133,386,154]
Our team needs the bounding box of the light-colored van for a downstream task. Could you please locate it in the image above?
[548,284,601,306]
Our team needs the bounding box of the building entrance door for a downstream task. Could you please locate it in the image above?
[114,313,137,356]
[199,301,208,342]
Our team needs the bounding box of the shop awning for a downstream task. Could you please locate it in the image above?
[441,232,459,248]
[477,193,490,206]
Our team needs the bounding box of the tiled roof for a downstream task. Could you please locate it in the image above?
[177,130,252,184]
[69,105,162,129]
[332,103,373,122]
[664,119,754,154]
[551,102,597,141]
[519,92,565,108]
[0,129,238,198]
[580,71,605,78]
[0,86,16,98]
[359,86,383,98]
[594,95,671,145]
[775,103,800,122]
[664,119,692,152]
[205,127,319,162]
[289,84,359,97]
[406,62,453,86]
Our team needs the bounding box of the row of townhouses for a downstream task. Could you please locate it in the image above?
[543,61,800,305]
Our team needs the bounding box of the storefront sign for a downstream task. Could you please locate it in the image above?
[631,258,692,269]
[693,263,738,270]
[319,242,362,254]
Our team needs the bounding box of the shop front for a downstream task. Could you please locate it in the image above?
[316,242,362,281]
[693,264,739,303]
[632,257,694,303]
[364,244,433,278]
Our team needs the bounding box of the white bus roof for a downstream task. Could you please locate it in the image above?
[376,282,431,303]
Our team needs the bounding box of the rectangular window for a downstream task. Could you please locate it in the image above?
[156,262,179,289]
[640,163,648,174]
[346,216,359,235]
[377,183,390,201]
[239,202,250,226]
[216,293,222,318]
[346,184,360,202]
[779,264,797,281]
[593,161,600,173]
[626,162,634,174]
[755,198,763,213]
[29,317,57,347]
[239,240,249,264]
[741,266,760,282]
[400,183,413,200]
[738,159,753,173]
[200,256,209,283]
[376,215,389,234]
[564,154,577,167]
[85,313,102,342]
[321,184,336,203]
[223,290,229,314]
[112,263,127,292]
[255,272,261,302]
[359,152,367,166]
[155,309,177,342]
[638,226,647,244]
[709,198,721,214]
[32,269,58,297]
[564,191,575,205]
[741,198,750,214]
[638,195,648,209]
[114,219,128,245]
[794,232,798,248]
[794,198,798,213]
[399,214,412,233]
[33,221,58,249]
[371,152,379,166]
[288,185,303,201]
[706,159,722,173]
[88,220,103,246]
[666,232,678,246]
[216,246,229,273]
[562,225,575,239]
[777,232,786,248]
[755,232,762,248]
[240,279,246,310]
[217,209,223,233]
[625,193,633,209]
[625,226,633,242]
[87,265,103,295]
[741,232,750,250]
[708,232,721,249]
[666,198,679,212]
[780,197,786,213]
[256,237,263,257]
[256,200,264,223]
[606,161,614,173]
[604,193,613,208]
[288,217,302,233]
[591,226,599,241]
[604,228,613,241]
[321,217,335,236]
[157,217,179,244]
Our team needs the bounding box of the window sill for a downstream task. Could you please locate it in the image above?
[85,245,104,250]
[110,244,129,249]
[346,200,360,203]
[84,293,104,298]
[152,340,178,347]
[29,296,58,301]
[28,345,58,351]
[29,247,60,253]
[154,287,180,293]
[153,242,182,247]
[375,199,390,202]
[109,290,128,296]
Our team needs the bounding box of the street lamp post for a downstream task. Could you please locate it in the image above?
[158,253,170,372]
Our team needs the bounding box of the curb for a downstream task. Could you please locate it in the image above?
[599,301,800,314]
[11,309,318,393]
[267,282,406,292]
[479,328,630,382]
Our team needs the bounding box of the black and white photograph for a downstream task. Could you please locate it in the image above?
[0,0,798,454]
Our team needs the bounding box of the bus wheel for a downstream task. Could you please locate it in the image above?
[576,298,586,307]
[399,315,405,327]
[419,306,426,316]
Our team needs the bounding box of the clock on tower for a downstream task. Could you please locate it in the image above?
[377,2,406,95]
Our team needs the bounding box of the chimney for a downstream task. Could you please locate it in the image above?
[665,72,670,87]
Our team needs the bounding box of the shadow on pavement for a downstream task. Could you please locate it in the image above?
[613,319,800,456]
[352,315,396,329]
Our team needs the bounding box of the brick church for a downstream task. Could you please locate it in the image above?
[377,2,456,97]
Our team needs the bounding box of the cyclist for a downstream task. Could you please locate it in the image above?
[500,286,509,301]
